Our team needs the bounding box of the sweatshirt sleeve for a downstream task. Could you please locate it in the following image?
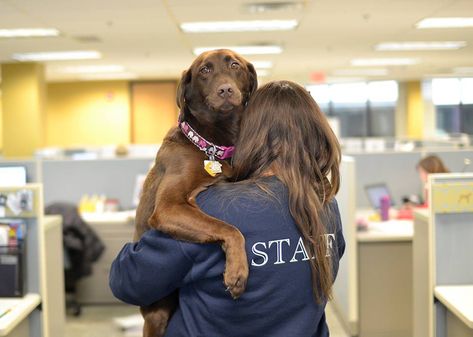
[109,229,194,306]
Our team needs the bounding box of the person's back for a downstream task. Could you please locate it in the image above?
[161,176,344,337]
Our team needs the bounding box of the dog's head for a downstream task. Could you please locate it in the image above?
[177,49,257,125]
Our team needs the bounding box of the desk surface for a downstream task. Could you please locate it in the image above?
[0,293,41,336]
[435,285,473,329]
[356,210,414,242]
[81,210,135,224]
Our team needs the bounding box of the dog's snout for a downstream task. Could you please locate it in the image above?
[217,84,234,98]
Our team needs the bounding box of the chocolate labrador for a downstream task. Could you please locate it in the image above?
[134,49,257,337]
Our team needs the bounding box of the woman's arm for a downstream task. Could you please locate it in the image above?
[109,229,194,306]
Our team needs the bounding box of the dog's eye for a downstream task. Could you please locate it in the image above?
[230,62,240,70]
[199,66,210,74]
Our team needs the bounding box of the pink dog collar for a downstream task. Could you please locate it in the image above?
[179,121,235,160]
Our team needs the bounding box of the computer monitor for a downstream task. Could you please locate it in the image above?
[0,166,27,187]
[364,183,394,209]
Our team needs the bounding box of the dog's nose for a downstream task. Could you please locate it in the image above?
[217,84,234,98]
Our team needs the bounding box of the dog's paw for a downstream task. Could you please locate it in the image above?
[223,262,249,299]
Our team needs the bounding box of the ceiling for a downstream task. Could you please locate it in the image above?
[0,0,472,84]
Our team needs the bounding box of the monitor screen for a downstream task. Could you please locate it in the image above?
[0,166,27,187]
[365,183,394,209]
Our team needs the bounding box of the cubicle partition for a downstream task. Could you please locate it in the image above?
[332,156,358,336]
[40,157,154,209]
[413,173,473,337]
[346,149,473,208]
[431,173,473,337]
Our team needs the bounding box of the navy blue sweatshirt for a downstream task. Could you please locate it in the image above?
[110,176,345,337]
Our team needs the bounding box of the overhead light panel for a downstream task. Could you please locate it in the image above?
[351,58,419,66]
[375,41,466,51]
[416,17,473,29]
[332,68,388,76]
[181,20,298,33]
[12,51,102,61]
[60,65,125,74]
[193,46,283,55]
[79,72,138,81]
[251,61,273,69]
[256,69,270,77]
[0,28,59,38]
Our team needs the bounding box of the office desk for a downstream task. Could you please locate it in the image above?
[0,294,41,337]
[435,285,473,336]
[77,211,135,304]
[356,211,414,337]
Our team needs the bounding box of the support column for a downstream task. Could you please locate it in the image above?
[406,81,424,139]
[1,62,46,157]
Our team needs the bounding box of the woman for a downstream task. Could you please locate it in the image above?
[109,80,345,337]
[417,155,449,206]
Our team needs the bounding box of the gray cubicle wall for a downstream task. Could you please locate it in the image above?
[347,149,473,208]
[348,151,423,208]
[41,158,154,209]
[0,158,39,183]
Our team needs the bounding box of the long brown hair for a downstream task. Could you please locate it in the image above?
[231,80,341,302]
[417,155,449,174]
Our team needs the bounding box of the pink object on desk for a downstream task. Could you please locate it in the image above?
[380,195,390,221]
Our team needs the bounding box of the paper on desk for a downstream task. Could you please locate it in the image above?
[112,313,144,331]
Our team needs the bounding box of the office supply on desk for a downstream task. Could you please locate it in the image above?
[364,183,395,209]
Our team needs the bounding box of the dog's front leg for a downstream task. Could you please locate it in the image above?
[149,198,248,298]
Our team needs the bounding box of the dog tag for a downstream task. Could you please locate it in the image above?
[204,160,222,177]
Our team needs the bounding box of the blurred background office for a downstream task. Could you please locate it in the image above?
[1,1,473,337]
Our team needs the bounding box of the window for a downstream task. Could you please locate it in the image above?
[306,81,398,138]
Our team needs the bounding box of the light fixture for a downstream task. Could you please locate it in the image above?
[0,28,59,38]
[351,58,419,66]
[181,20,298,33]
[60,65,125,74]
[256,69,270,77]
[250,61,273,69]
[375,41,466,51]
[12,51,102,61]
[453,67,473,74]
[78,72,138,80]
[332,68,388,76]
[193,46,283,56]
[416,17,473,29]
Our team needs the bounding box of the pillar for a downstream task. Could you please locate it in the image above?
[1,62,46,157]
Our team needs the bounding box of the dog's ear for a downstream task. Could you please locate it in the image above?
[246,62,258,97]
[176,69,192,111]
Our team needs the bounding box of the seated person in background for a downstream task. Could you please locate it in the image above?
[416,155,450,207]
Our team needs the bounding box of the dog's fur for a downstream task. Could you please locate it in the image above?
[134,49,257,337]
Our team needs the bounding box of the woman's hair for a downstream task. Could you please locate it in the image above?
[231,80,341,302]
[417,155,449,174]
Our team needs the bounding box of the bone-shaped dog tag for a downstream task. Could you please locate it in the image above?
[204,160,222,177]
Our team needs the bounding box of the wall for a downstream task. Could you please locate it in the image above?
[46,81,130,147]
[131,81,178,144]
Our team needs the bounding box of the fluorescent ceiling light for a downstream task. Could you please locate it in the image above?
[332,68,388,76]
[351,58,419,66]
[181,20,298,33]
[256,69,270,77]
[78,72,138,80]
[416,17,473,29]
[375,41,466,51]
[251,61,273,69]
[193,46,283,55]
[60,65,125,74]
[0,28,59,38]
[453,67,473,74]
[12,51,102,62]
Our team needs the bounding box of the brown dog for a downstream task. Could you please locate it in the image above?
[134,49,257,337]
